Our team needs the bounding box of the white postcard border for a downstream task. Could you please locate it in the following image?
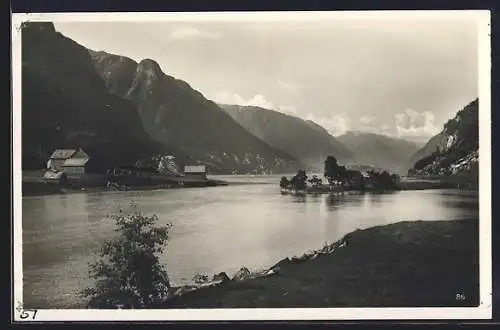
[11,10,492,321]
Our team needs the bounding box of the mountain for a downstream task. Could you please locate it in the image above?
[408,99,479,183]
[404,133,446,173]
[336,131,421,174]
[88,50,301,174]
[21,22,161,170]
[219,104,354,172]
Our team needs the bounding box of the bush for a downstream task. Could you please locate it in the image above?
[81,206,172,308]
[280,176,290,189]
[290,169,308,190]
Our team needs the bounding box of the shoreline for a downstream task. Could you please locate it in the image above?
[32,218,479,309]
[21,179,231,197]
[21,178,474,198]
[159,218,479,308]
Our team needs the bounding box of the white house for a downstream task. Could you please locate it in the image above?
[46,148,89,173]
[183,165,207,180]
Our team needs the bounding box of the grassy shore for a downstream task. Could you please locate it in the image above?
[162,219,479,308]
[397,180,457,190]
[21,170,229,197]
[22,180,229,197]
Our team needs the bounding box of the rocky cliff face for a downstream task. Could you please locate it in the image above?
[89,50,301,174]
[336,131,421,175]
[220,104,354,172]
[21,22,161,170]
[408,99,479,178]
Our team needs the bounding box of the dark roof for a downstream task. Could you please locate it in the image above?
[50,149,77,159]
[63,158,89,167]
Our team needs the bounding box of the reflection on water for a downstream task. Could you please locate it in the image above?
[22,181,478,308]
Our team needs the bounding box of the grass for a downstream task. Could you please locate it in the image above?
[21,169,228,196]
[162,219,479,308]
[397,180,457,190]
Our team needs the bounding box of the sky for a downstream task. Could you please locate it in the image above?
[54,13,480,143]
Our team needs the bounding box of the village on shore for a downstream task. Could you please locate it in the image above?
[22,147,229,196]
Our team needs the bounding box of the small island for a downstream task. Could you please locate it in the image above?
[279,155,468,195]
[279,156,402,195]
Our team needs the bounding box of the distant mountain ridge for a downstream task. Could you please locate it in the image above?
[88,50,302,174]
[336,131,421,174]
[21,22,161,170]
[408,98,479,181]
[219,104,354,171]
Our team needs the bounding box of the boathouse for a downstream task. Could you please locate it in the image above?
[47,148,89,172]
[62,157,90,177]
[183,165,207,180]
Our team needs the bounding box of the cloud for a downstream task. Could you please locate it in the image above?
[355,109,440,141]
[277,80,302,92]
[306,113,350,136]
[211,91,296,115]
[394,109,441,140]
[357,114,392,135]
[168,26,222,41]
[244,94,276,110]
[360,115,376,125]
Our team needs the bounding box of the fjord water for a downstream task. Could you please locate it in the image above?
[22,175,478,308]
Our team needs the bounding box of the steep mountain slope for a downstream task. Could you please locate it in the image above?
[219,104,354,171]
[408,99,479,180]
[404,133,445,173]
[89,50,301,174]
[336,131,421,174]
[21,22,161,170]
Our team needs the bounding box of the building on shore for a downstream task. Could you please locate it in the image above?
[62,157,90,177]
[47,148,89,172]
[158,155,183,176]
[45,147,111,187]
[183,165,207,180]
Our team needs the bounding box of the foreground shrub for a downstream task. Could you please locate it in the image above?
[81,207,172,308]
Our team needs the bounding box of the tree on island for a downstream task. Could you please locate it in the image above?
[280,176,290,189]
[367,170,400,190]
[345,169,364,189]
[324,156,340,185]
[290,169,308,190]
[324,156,349,186]
[337,165,347,185]
[81,206,172,308]
[308,175,323,189]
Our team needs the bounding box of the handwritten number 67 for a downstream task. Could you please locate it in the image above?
[20,309,37,320]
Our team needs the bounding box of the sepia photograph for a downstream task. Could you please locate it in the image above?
[12,10,491,321]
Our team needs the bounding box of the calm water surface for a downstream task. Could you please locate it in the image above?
[22,175,478,308]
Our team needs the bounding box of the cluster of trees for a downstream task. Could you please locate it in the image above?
[324,156,358,186]
[280,171,324,190]
[280,169,308,190]
[325,155,400,190]
[366,169,400,190]
[280,155,401,191]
